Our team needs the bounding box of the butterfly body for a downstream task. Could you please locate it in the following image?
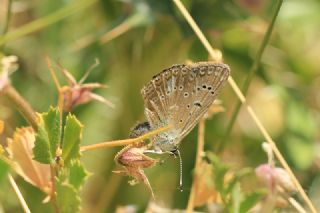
[141,62,230,152]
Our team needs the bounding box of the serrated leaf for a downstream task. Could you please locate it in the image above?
[43,107,61,157]
[7,128,52,193]
[62,115,83,166]
[69,160,89,189]
[33,122,51,164]
[56,179,80,213]
[33,107,61,164]
[0,158,9,182]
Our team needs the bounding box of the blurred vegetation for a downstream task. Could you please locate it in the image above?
[0,0,320,212]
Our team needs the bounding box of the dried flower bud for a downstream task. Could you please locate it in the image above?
[46,58,114,111]
[114,144,157,198]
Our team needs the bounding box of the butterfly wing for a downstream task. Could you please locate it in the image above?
[141,62,230,150]
[175,62,230,139]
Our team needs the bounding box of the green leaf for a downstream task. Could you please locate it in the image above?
[0,158,9,182]
[43,107,61,157]
[240,191,266,213]
[62,114,83,166]
[33,122,51,164]
[231,182,241,213]
[69,160,89,189]
[33,107,61,164]
[56,179,80,213]
[225,168,252,195]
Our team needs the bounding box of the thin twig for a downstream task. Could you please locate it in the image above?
[187,119,205,213]
[80,124,172,152]
[172,0,317,212]
[216,0,284,152]
[8,174,31,213]
[1,85,38,130]
[70,12,141,51]
[288,197,307,213]
[0,0,98,46]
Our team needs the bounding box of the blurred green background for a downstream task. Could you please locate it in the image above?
[0,0,320,212]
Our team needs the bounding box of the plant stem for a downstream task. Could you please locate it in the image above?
[216,0,284,153]
[186,119,205,213]
[8,174,31,213]
[0,0,98,46]
[1,84,38,130]
[1,0,12,39]
[172,0,317,212]
[80,125,172,152]
[49,165,61,213]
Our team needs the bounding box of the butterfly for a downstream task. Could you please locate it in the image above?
[136,62,230,153]
[122,62,230,194]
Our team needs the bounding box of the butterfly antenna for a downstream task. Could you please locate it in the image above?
[175,149,183,191]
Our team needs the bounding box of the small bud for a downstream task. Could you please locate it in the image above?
[114,144,157,198]
[255,164,276,192]
[255,164,296,194]
[274,167,296,193]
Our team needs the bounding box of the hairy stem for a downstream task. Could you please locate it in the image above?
[49,165,60,213]
[2,84,38,130]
